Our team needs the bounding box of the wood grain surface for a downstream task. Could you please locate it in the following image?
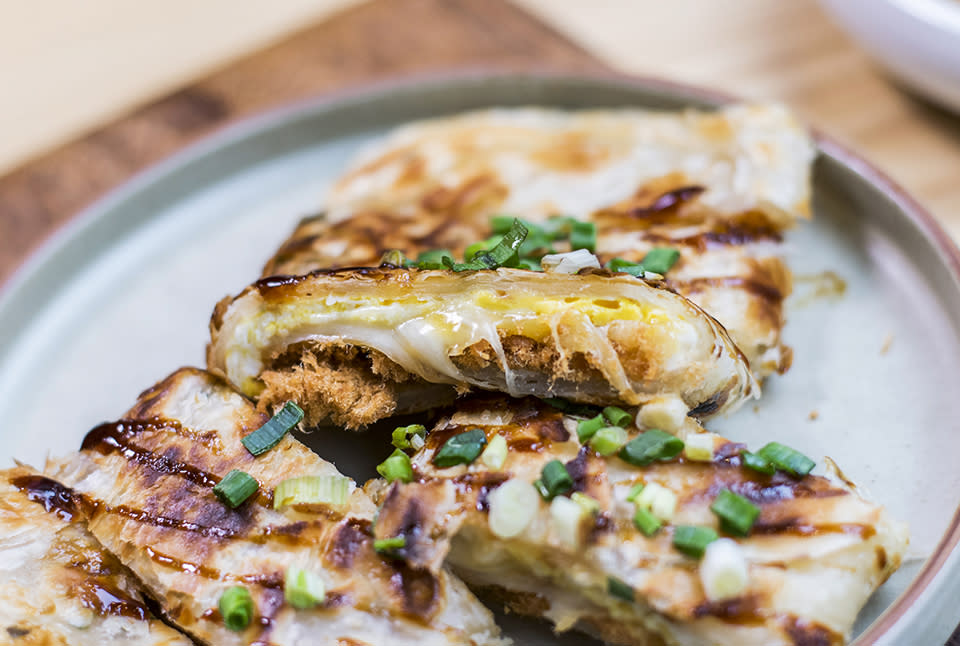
[0,0,606,286]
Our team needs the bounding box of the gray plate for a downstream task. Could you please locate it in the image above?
[2,72,959,645]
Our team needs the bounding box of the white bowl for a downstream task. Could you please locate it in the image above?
[819,0,960,112]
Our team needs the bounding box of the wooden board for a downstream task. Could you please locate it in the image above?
[0,0,606,285]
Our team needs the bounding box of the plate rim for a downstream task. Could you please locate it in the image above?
[2,68,958,644]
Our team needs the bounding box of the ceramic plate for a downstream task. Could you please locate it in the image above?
[2,72,959,645]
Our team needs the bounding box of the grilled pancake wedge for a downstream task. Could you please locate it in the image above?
[208,267,757,429]
[263,104,815,376]
[0,466,191,646]
[47,368,508,646]
[371,396,907,646]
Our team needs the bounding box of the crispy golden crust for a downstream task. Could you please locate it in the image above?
[0,467,190,646]
[47,368,506,646]
[373,395,908,646]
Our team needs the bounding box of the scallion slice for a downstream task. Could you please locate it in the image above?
[517,258,542,271]
[607,576,635,602]
[710,489,761,537]
[376,449,415,483]
[219,586,255,631]
[543,397,601,418]
[606,257,645,277]
[391,424,427,450]
[639,247,680,274]
[602,406,632,427]
[273,475,350,509]
[213,470,259,509]
[415,249,453,269]
[433,428,487,467]
[633,506,662,537]
[756,442,816,477]
[464,235,503,261]
[479,434,508,470]
[445,220,528,271]
[672,525,718,558]
[539,460,573,500]
[589,426,628,456]
[741,450,775,475]
[626,482,645,502]
[570,491,600,515]
[576,414,607,443]
[619,429,684,467]
[284,568,326,609]
[569,220,597,253]
[379,249,411,267]
[241,401,303,456]
[374,536,406,556]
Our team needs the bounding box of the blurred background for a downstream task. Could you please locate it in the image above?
[2,0,959,239]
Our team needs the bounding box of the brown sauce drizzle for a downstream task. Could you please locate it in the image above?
[11,475,80,522]
[76,581,150,620]
[751,521,874,539]
[82,419,221,489]
[143,546,283,588]
[13,472,242,539]
[692,595,763,625]
[783,617,843,646]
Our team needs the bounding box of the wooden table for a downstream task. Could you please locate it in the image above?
[1,0,959,642]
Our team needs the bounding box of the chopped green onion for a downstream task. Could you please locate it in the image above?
[576,414,607,442]
[377,449,415,483]
[391,424,427,450]
[606,248,681,277]
[633,507,662,537]
[213,470,259,509]
[570,491,601,515]
[626,482,645,502]
[219,586,255,631]
[465,235,503,261]
[517,258,542,271]
[539,460,573,500]
[602,406,632,427]
[374,536,406,555]
[569,221,596,253]
[589,426,628,456]
[541,397,601,418]
[379,249,411,267]
[479,434,508,470]
[607,576,635,602]
[619,429,685,467]
[533,479,550,499]
[445,220,528,271]
[684,433,716,462]
[549,495,589,549]
[756,442,816,477]
[490,215,521,235]
[488,479,540,538]
[672,525,718,558]
[433,428,487,467]
[415,249,453,269]
[605,257,645,277]
[640,247,680,274]
[518,229,556,259]
[273,475,350,509]
[242,401,304,456]
[700,538,749,602]
[542,216,577,240]
[710,489,761,537]
[741,450,775,475]
[284,568,326,609]
[634,482,677,521]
